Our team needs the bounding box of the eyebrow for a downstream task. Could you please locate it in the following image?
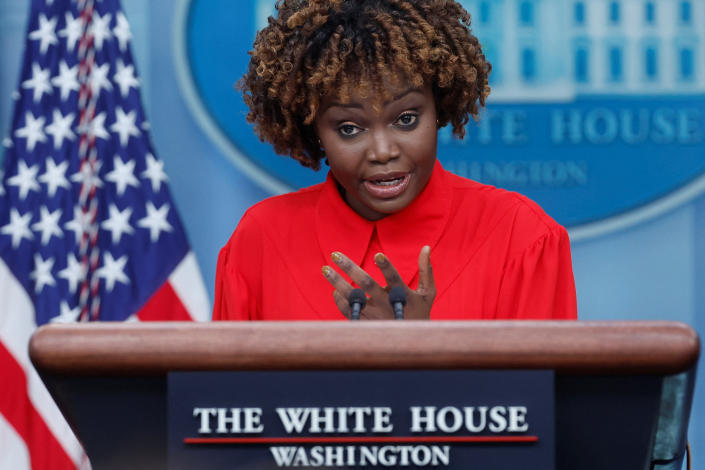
[325,87,423,110]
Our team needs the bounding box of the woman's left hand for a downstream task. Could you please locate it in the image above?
[321,246,436,320]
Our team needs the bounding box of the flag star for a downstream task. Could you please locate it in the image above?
[14,111,47,151]
[39,158,70,196]
[8,160,40,199]
[32,206,63,245]
[58,12,83,52]
[58,253,85,294]
[141,121,150,131]
[1,209,34,248]
[113,12,132,51]
[64,206,92,242]
[110,107,140,147]
[89,63,113,97]
[30,254,56,293]
[79,111,109,141]
[138,202,172,242]
[90,12,112,51]
[51,301,81,323]
[29,14,58,54]
[105,156,139,196]
[51,61,79,101]
[22,63,52,103]
[45,109,76,149]
[101,204,134,244]
[96,252,129,292]
[113,59,139,97]
[71,159,103,193]
[142,153,168,192]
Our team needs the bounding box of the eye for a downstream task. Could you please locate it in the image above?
[337,123,362,137]
[395,112,418,128]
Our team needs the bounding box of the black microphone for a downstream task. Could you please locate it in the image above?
[348,288,366,320]
[389,286,406,320]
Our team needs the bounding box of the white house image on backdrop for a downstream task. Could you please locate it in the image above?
[256,0,705,101]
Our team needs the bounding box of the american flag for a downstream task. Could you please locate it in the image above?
[0,0,210,468]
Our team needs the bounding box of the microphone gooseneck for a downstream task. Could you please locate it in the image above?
[348,288,366,320]
[389,286,407,320]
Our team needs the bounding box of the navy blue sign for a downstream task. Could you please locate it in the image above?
[174,0,705,235]
[168,370,554,469]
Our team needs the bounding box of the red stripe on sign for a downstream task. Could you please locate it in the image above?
[137,281,192,321]
[185,435,539,445]
[0,342,77,470]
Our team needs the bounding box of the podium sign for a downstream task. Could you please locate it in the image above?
[168,370,554,469]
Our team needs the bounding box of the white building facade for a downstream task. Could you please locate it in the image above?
[461,0,705,100]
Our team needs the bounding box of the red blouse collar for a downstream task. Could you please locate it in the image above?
[315,159,452,284]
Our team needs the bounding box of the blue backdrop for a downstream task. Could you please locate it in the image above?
[0,0,702,467]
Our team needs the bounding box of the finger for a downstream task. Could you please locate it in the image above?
[322,265,354,299]
[332,289,351,319]
[331,252,385,297]
[374,253,404,287]
[417,245,436,296]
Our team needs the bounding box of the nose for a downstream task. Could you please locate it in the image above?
[366,128,400,163]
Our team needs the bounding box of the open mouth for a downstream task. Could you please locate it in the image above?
[363,173,411,199]
[370,176,405,186]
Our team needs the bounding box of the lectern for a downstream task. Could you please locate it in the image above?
[30,321,699,470]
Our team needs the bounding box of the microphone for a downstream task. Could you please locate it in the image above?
[348,288,366,320]
[389,286,406,320]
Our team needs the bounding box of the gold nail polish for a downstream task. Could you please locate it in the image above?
[322,266,331,277]
[331,252,342,263]
[374,253,385,264]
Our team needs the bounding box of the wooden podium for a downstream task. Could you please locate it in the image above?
[30,321,699,470]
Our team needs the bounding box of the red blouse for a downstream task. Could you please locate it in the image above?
[213,161,577,320]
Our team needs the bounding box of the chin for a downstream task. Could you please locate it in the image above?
[373,198,412,215]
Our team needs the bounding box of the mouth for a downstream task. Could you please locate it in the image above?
[362,172,411,199]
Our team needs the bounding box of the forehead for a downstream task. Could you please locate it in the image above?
[332,60,421,95]
[321,77,430,111]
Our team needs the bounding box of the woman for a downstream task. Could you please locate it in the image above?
[214,0,577,320]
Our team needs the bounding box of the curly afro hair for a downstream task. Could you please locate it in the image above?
[239,0,491,170]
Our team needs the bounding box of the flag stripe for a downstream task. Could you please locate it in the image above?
[0,259,84,467]
[0,400,32,470]
[0,343,75,470]
[136,278,192,321]
[168,251,211,321]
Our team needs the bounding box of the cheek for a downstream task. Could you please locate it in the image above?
[327,144,364,176]
[408,129,438,167]
[328,156,360,188]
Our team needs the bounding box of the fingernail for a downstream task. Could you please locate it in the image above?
[374,253,386,265]
[322,266,331,277]
[331,252,343,264]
